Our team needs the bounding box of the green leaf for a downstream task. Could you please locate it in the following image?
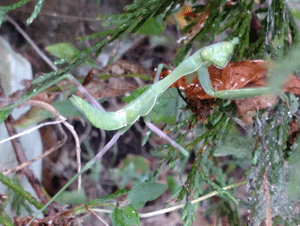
[53,100,83,117]
[137,16,164,35]
[214,133,253,159]
[46,42,79,59]
[86,189,129,206]
[55,189,86,205]
[112,206,140,226]
[166,175,181,198]
[46,42,98,68]
[26,0,45,24]
[111,155,150,189]
[31,71,58,85]
[181,200,196,225]
[0,210,14,226]
[0,0,31,26]
[151,88,185,125]
[0,108,12,125]
[0,173,44,210]
[0,9,6,27]
[127,182,167,209]
[291,9,300,20]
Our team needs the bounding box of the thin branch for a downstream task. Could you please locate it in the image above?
[146,122,189,156]
[0,119,65,145]
[16,8,100,22]
[4,115,52,209]
[87,207,110,226]
[4,15,57,71]
[91,181,247,218]
[1,132,67,175]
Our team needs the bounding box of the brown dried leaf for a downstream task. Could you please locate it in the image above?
[14,210,74,226]
[102,59,149,75]
[75,77,138,99]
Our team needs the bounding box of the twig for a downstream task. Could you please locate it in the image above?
[0,119,65,145]
[146,122,189,156]
[1,133,66,175]
[4,15,57,71]
[15,8,100,22]
[64,118,82,191]
[87,207,109,226]
[91,181,247,218]
[4,115,52,209]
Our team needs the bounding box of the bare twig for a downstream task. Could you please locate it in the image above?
[15,8,99,22]
[91,181,247,218]
[146,122,189,156]
[4,115,52,209]
[1,133,66,175]
[87,207,109,226]
[0,119,66,145]
[4,16,57,71]
[63,118,82,191]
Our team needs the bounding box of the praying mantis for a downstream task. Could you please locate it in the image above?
[71,38,240,131]
[70,37,290,134]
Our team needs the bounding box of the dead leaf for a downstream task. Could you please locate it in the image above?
[14,210,74,226]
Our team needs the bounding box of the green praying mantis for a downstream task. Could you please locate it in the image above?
[70,38,241,131]
[70,37,291,135]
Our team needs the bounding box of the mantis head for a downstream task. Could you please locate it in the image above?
[200,37,239,68]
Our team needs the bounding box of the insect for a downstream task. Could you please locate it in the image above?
[70,38,239,132]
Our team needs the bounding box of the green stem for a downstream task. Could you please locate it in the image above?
[0,173,44,210]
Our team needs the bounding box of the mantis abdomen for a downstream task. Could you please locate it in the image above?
[71,82,162,131]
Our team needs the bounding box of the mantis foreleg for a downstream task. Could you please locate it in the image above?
[196,61,290,103]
